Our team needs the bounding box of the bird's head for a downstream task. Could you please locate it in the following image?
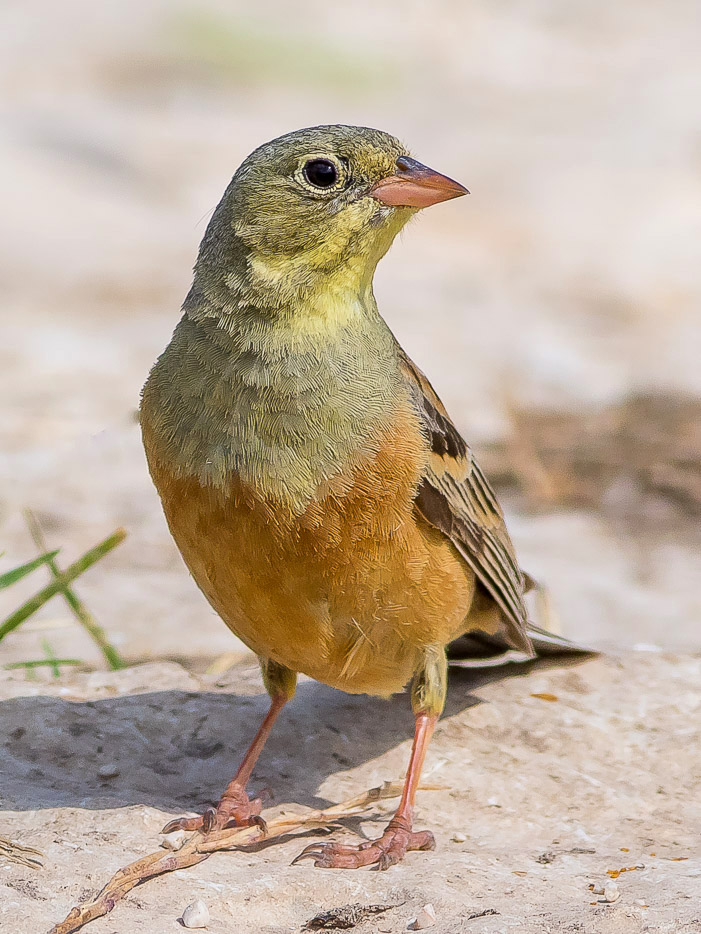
[194,125,468,308]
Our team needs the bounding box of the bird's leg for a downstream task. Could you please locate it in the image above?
[293,646,447,869]
[162,660,296,835]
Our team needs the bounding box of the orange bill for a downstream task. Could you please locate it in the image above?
[371,156,469,208]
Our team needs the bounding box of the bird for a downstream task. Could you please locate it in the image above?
[140,124,577,870]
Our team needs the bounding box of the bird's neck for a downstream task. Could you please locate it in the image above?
[141,273,403,513]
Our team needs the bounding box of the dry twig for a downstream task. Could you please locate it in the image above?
[49,781,440,934]
[0,834,44,870]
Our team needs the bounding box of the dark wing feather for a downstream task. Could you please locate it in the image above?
[399,350,534,656]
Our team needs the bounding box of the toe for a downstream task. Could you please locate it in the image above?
[408,830,436,852]
[161,796,268,838]
[161,816,202,834]
[292,840,385,870]
[377,849,396,871]
[292,826,436,870]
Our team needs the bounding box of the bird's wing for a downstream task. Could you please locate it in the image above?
[399,349,534,656]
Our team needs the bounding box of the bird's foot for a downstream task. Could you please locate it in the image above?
[161,783,267,836]
[292,816,435,870]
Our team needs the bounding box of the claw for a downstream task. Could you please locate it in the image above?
[291,844,326,865]
[249,815,268,837]
[201,806,218,834]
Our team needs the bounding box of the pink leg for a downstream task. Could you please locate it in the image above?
[162,692,287,835]
[293,712,438,869]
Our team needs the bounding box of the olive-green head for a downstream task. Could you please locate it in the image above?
[194,124,467,307]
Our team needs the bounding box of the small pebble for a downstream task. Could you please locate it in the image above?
[180,899,210,928]
[603,882,620,903]
[97,764,119,779]
[161,829,186,851]
[408,903,436,930]
[451,832,467,843]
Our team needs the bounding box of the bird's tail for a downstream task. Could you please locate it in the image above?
[448,574,594,668]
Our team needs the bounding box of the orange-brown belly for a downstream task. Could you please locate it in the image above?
[143,414,476,697]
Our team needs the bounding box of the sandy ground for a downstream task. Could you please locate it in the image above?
[2,652,700,933]
[2,1,700,931]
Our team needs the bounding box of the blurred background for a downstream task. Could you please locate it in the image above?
[1,0,699,670]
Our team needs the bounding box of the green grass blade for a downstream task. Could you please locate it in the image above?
[24,512,127,670]
[41,638,61,678]
[4,658,82,670]
[0,529,126,644]
[0,551,59,589]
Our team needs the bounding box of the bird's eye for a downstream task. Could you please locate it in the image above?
[303,158,339,189]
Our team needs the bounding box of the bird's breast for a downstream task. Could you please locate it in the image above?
[142,396,475,696]
[141,309,406,514]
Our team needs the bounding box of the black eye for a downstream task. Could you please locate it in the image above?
[303,158,339,189]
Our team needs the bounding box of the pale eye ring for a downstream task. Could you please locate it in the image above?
[303,158,339,188]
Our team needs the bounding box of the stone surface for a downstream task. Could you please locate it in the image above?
[180,898,210,929]
[1,652,699,933]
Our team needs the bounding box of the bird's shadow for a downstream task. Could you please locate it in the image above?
[0,656,588,816]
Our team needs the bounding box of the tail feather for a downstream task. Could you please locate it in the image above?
[447,624,592,668]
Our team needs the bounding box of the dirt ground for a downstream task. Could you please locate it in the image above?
[2,1,700,931]
[2,652,700,933]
